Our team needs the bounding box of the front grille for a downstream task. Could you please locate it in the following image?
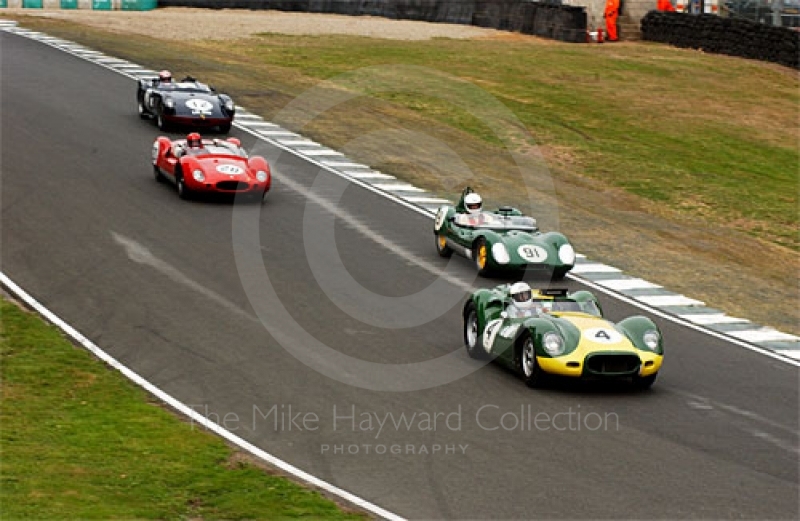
[584,354,640,375]
[216,181,249,191]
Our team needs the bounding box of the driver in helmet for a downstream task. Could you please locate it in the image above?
[175,132,203,158]
[457,191,495,226]
[506,282,543,318]
[186,132,203,149]
[157,70,173,84]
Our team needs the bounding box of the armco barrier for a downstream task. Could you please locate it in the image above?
[156,0,588,43]
[641,11,800,69]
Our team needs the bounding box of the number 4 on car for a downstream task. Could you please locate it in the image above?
[463,284,664,389]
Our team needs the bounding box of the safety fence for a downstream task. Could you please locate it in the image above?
[641,10,800,68]
[155,0,589,43]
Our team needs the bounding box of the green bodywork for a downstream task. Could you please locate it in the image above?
[462,284,663,376]
[434,187,575,278]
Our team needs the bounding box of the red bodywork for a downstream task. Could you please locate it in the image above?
[152,136,271,197]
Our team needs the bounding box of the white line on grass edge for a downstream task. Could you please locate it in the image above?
[0,273,405,521]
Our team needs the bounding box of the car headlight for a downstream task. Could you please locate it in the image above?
[164,97,175,109]
[643,330,660,350]
[491,243,510,264]
[558,243,576,265]
[224,99,235,112]
[256,170,268,182]
[542,332,565,356]
[192,169,205,182]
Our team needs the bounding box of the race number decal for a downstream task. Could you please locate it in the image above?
[583,327,624,345]
[482,319,504,354]
[185,99,214,115]
[434,207,447,231]
[216,164,244,175]
[517,245,548,263]
[500,324,520,339]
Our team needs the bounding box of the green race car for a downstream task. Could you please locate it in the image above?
[463,284,664,389]
[434,187,575,278]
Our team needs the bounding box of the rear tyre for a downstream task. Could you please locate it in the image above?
[633,372,657,390]
[435,234,453,258]
[463,303,486,360]
[519,335,548,388]
[473,238,491,277]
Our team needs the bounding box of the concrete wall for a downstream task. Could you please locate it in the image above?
[562,0,657,29]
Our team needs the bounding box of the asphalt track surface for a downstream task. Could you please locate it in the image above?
[2,32,798,519]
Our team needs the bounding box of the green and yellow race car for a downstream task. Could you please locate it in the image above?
[434,187,575,279]
[463,283,664,389]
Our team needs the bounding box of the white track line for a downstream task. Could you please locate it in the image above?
[0,273,405,521]
[570,263,622,274]
[678,314,750,325]
[595,278,663,291]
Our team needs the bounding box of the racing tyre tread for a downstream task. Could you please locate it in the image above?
[176,173,192,200]
[463,303,487,360]
[473,238,491,277]
[435,234,453,258]
[519,334,549,389]
[634,372,657,391]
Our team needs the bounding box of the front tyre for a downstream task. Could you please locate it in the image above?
[153,165,164,183]
[473,238,491,277]
[157,114,170,131]
[519,335,548,388]
[435,234,453,258]
[633,372,657,390]
[138,101,149,119]
[219,122,232,133]
[463,303,486,359]
[176,174,192,200]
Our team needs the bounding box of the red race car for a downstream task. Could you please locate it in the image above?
[152,133,271,202]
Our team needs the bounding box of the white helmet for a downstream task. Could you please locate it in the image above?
[464,192,482,214]
[509,282,534,310]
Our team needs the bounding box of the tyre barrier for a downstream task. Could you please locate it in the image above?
[156,0,588,43]
[641,11,800,69]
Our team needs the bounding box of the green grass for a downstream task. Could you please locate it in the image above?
[0,300,367,520]
[244,34,799,248]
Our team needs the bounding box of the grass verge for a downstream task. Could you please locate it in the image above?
[0,298,368,520]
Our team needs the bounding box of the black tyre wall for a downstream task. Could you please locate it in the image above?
[641,11,800,69]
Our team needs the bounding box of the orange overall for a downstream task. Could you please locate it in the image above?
[604,0,620,41]
[657,0,676,11]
